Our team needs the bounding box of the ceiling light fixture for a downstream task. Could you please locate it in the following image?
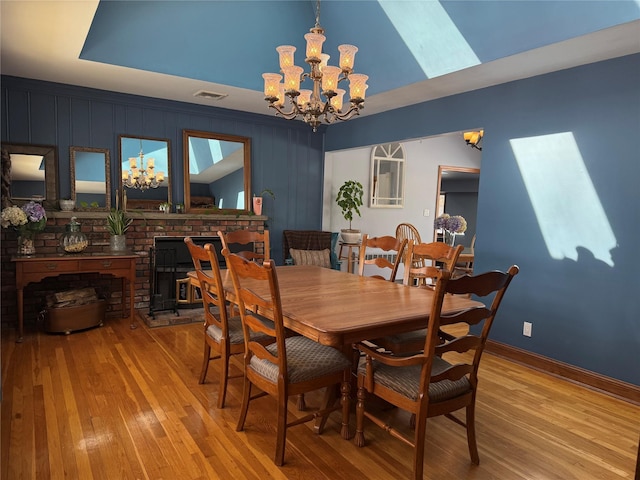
[122,140,165,190]
[463,130,483,150]
[262,0,368,132]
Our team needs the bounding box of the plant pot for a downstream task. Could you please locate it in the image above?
[340,229,361,244]
[253,196,263,216]
[110,234,127,251]
[59,199,75,211]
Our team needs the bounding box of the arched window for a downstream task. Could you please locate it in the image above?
[370,142,405,208]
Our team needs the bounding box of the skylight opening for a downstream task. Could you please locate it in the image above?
[511,132,616,267]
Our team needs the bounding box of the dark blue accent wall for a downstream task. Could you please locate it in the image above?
[1,75,326,261]
[325,54,640,386]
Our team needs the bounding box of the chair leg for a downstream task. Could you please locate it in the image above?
[217,346,230,409]
[354,384,366,447]
[296,393,306,411]
[198,342,211,384]
[236,377,252,432]
[466,403,480,464]
[275,394,288,466]
[413,412,428,480]
[340,378,351,440]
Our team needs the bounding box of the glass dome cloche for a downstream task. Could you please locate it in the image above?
[60,216,88,253]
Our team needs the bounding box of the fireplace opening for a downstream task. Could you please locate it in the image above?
[149,236,224,318]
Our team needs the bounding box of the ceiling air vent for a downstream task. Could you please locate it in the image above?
[193,90,228,101]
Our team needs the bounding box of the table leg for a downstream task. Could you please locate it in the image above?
[127,276,137,330]
[16,287,24,343]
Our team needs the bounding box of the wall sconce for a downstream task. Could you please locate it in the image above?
[464,130,483,151]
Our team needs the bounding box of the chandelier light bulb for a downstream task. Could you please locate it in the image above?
[348,73,369,101]
[304,32,325,61]
[276,45,296,69]
[283,65,303,92]
[338,44,358,71]
[262,73,282,98]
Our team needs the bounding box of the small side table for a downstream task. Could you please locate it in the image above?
[338,242,360,274]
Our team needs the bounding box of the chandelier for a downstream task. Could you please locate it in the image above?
[262,0,368,132]
[463,130,484,151]
[122,140,165,190]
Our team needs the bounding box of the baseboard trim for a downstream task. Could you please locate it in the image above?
[485,340,640,405]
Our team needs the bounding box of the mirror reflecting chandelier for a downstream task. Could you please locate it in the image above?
[262,0,368,132]
[122,140,165,190]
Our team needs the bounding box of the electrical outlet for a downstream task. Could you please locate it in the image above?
[423,209,430,217]
[523,321,532,337]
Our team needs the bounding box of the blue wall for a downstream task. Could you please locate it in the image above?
[325,54,640,386]
[2,53,639,386]
[1,76,326,261]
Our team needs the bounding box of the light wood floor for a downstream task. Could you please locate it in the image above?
[2,314,638,480]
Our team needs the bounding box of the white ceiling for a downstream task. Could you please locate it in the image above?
[1,1,639,119]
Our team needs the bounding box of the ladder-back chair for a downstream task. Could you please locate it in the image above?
[357,234,408,282]
[354,265,519,480]
[222,250,352,466]
[219,229,270,264]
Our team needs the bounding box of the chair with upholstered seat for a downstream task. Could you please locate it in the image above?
[357,234,407,282]
[222,250,352,466]
[185,237,270,409]
[219,228,270,263]
[372,241,463,355]
[354,265,519,480]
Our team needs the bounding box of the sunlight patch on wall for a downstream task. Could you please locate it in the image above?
[188,139,223,175]
[511,132,616,267]
[379,0,480,78]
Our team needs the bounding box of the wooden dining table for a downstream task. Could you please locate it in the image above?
[189,265,481,350]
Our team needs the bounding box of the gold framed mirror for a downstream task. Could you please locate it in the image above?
[119,135,171,211]
[70,146,111,210]
[435,165,480,244]
[1,143,58,210]
[183,130,251,213]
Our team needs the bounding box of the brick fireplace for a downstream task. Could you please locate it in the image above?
[0,211,265,332]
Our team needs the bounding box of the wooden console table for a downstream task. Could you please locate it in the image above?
[12,252,138,342]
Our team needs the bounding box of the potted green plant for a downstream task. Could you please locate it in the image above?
[335,180,364,243]
[252,188,275,216]
[106,208,133,251]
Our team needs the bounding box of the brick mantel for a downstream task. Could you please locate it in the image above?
[0,211,266,333]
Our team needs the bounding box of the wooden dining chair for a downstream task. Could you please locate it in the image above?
[454,234,476,277]
[219,228,270,263]
[354,265,519,480]
[185,237,271,409]
[357,234,408,282]
[222,250,352,466]
[371,241,464,356]
[395,223,423,282]
[402,240,463,287]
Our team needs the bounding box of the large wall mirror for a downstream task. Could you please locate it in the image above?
[0,143,58,209]
[435,165,480,247]
[183,130,251,213]
[70,146,111,210]
[119,135,171,211]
